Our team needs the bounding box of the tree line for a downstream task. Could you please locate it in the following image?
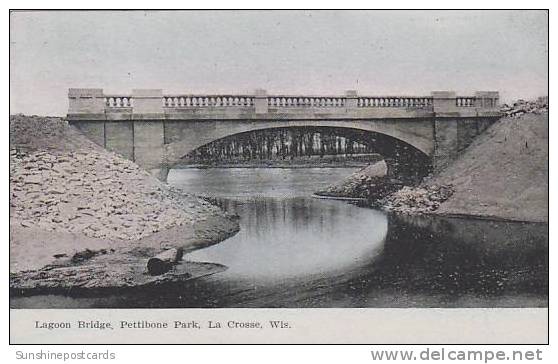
[185,128,375,162]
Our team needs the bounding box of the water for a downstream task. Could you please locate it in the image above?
[11,168,548,308]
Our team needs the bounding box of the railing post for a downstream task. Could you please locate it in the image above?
[254,89,268,114]
[431,91,457,115]
[345,90,358,109]
[68,88,105,114]
[475,91,499,110]
[132,89,164,114]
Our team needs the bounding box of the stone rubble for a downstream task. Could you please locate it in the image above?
[500,97,548,118]
[9,115,231,243]
[314,160,398,200]
[381,184,455,214]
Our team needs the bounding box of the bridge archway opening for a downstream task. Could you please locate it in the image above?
[171,126,432,181]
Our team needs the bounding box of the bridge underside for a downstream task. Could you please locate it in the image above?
[180,126,434,181]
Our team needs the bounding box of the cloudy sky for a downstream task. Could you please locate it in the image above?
[10,10,548,116]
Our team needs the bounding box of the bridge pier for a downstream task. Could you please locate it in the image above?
[67,88,501,182]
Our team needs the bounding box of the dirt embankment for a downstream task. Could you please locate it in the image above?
[317,104,548,223]
[9,115,240,292]
[428,112,548,222]
[384,111,548,222]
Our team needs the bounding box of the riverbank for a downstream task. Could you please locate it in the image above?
[317,110,548,223]
[9,115,240,293]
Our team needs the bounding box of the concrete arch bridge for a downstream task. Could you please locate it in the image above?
[67,89,501,181]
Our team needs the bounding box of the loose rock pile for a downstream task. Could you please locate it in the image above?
[315,160,399,200]
[381,184,455,214]
[500,97,548,118]
[9,116,228,242]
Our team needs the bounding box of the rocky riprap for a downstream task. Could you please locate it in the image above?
[314,160,401,200]
[10,147,224,241]
[500,97,548,118]
[380,184,455,215]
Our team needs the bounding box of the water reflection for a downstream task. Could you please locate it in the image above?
[167,167,354,198]
[189,197,388,280]
[10,168,548,308]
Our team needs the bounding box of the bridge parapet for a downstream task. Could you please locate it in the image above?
[68,88,500,120]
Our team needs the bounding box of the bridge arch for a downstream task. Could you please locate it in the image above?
[164,119,435,170]
[163,120,434,179]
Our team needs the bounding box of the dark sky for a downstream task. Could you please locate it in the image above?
[10,10,548,116]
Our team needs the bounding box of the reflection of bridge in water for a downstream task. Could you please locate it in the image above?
[67,89,501,181]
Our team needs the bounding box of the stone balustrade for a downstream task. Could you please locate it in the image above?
[68,89,500,117]
[267,96,346,108]
[456,96,476,107]
[163,95,255,107]
[105,95,133,108]
[357,97,432,108]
